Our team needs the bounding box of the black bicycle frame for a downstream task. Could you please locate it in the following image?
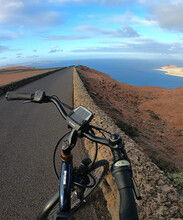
[52,158,74,220]
[59,161,72,212]
[55,129,77,220]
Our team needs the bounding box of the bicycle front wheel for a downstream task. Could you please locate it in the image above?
[71,159,109,212]
[37,160,109,220]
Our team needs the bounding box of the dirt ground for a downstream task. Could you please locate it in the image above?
[0,66,59,86]
[77,66,183,173]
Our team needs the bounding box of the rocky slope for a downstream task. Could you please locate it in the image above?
[73,67,183,220]
[77,65,183,173]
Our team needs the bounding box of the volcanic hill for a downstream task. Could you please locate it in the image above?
[77,65,183,173]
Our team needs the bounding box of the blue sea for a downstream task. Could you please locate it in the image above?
[31,58,183,89]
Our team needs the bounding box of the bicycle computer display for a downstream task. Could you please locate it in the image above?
[67,106,93,130]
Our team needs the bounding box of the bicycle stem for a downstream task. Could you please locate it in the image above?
[61,129,78,156]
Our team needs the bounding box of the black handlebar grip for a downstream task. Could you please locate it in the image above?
[118,187,139,220]
[5,92,33,101]
[112,162,139,220]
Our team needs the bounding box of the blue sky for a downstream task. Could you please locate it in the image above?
[0,0,183,67]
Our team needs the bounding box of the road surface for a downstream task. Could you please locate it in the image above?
[0,67,111,220]
[0,67,74,219]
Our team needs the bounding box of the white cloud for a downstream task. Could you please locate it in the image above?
[0,45,9,53]
[75,25,140,38]
[44,35,89,40]
[110,12,158,27]
[49,45,63,53]
[153,4,183,32]
[0,0,24,23]
[23,55,39,59]
[0,30,23,41]
[71,38,183,56]
[168,46,176,51]
[139,0,183,32]
[119,25,140,38]
[0,0,62,27]
[49,0,131,4]
[25,12,61,27]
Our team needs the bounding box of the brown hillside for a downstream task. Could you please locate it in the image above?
[77,66,183,172]
[0,66,58,86]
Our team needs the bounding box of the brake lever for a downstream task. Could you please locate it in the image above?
[132,177,142,200]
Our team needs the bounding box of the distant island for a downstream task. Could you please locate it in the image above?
[155,65,183,77]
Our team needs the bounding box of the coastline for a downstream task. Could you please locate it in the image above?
[155,65,183,77]
[76,59,183,88]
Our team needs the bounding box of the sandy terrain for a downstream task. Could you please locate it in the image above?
[155,65,183,77]
[77,66,183,172]
[0,66,59,86]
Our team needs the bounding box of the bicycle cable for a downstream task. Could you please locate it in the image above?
[73,172,96,188]
[89,128,98,168]
[53,130,71,179]
[52,95,73,111]
[88,126,109,169]
[90,125,112,135]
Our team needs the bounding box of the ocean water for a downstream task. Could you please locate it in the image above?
[32,58,183,89]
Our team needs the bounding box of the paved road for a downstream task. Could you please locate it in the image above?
[0,67,73,219]
[0,67,111,220]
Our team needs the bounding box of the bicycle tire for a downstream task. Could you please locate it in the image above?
[37,160,109,220]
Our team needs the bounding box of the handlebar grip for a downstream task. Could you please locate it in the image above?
[112,162,139,220]
[118,188,139,220]
[5,92,33,101]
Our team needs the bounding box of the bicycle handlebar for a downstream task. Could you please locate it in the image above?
[83,131,109,146]
[6,92,34,101]
[49,96,67,120]
[6,90,68,119]
[112,163,139,220]
[5,90,140,220]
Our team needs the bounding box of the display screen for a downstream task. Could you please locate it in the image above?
[75,107,90,119]
[70,106,92,125]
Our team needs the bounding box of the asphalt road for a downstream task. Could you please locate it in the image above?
[0,67,111,220]
[0,67,74,219]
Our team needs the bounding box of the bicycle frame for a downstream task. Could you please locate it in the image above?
[55,129,77,220]
[52,158,74,220]
[59,161,72,212]
[36,159,73,220]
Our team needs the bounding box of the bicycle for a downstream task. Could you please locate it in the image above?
[6,90,141,220]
